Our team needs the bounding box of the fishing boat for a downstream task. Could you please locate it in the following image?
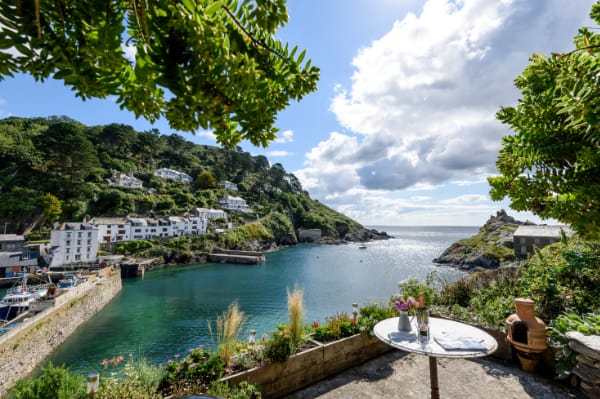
[57,273,80,289]
[0,274,52,324]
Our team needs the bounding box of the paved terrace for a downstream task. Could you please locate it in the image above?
[284,351,583,399]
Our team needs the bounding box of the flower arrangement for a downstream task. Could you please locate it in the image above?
[393,297,416,313]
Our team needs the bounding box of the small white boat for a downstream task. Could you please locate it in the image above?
[358,244,367,249]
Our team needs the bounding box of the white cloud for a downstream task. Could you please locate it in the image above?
[296,0,595,225]
[439,194,488,205]
[122,43,137,62]
[267,150,293,157]
[274,129,294,144]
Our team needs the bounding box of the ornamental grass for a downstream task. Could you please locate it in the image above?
[287,286,305,344]
[209,301,245,367]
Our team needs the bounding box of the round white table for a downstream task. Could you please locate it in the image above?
[373,317,498,399]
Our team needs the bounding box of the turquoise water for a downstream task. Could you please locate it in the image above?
[45,226,477,374]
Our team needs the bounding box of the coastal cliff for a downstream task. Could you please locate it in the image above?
[433,210,525,270]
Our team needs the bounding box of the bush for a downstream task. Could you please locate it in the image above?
[521,239,600,322]
[161,347,225,394]
[207,380,262,399]
[96,358,163,399]
[356,303,396,335]
[548,311,600,379]
[264,324,295,362]
[312,312,359,342]
[10,363,87,399]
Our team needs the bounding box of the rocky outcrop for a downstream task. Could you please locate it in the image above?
[344,227,392,242]
[433,210,524,270]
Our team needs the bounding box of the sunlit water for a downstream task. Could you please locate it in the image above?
[44,226,477,374]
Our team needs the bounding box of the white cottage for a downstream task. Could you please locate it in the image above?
[219,195,252,213]
[49,223,99,268]
[154,168,193,183]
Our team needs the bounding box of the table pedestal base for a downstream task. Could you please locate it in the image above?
[429,357,439,399]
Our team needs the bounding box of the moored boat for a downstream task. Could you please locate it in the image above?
[0,274,52,324]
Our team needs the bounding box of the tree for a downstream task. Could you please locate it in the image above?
[488,2,600,238]
[41,192,62,224]
[34,122,101,182]
[0,0,319,148]
[195,170,217,189]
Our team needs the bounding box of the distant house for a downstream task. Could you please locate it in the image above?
[219,180,238,191]
[513,225,573,257]
[195,207,227,221]
[219,195,252,213]
[154,168,193,183]
[0,234,25,252]
[49,223,99,268]
[107,172,143,189]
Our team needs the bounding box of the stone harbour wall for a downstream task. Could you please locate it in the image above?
[0,269,122,398]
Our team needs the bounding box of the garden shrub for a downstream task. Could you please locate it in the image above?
[160,347,224,394]
[96,358,163,399]
[357,303,396,335]
[521,239,600,322]
[207,380,262,399]
[10,363,87,399]
[312,312,359,342]
[264,324,295,362]
[548,310,600,379]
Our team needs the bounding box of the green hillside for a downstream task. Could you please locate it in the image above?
[0,116,375,245]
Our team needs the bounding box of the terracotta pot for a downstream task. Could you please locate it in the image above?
[517,352,538,372]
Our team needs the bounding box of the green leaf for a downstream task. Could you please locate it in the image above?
[206,1,223,16]
[297,49,306,64]
[181,0,196,13]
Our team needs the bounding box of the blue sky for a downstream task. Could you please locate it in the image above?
[0,0,595,226]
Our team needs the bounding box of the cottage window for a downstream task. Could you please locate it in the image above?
[520,237,526,244]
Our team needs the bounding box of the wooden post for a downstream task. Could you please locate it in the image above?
[429,356,439,399]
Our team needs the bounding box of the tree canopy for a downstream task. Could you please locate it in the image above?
[488,2,600,239]
[0,0,319,147]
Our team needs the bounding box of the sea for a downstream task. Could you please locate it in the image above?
[42,225,477,374]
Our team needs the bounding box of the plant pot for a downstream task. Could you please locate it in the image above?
[517,352,538,372]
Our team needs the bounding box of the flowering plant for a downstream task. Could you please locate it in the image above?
[393,297,416,313]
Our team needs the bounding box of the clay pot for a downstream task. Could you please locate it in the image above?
[517,352,539,372]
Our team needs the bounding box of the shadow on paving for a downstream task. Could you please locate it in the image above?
[284,351,584,399]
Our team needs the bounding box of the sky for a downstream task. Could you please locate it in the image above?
[0,0,596,227]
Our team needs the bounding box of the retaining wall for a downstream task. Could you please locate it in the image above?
[222,334,393,398]
[0,269,122,397]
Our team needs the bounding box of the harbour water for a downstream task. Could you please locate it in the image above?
[44,226,477,374]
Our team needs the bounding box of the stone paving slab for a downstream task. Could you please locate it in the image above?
[284,351,583,399]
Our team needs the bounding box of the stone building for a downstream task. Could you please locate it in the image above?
[513,225,573,257]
